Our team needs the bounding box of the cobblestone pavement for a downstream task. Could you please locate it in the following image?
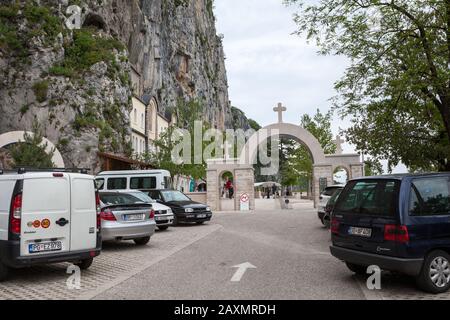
[0,224,221,300]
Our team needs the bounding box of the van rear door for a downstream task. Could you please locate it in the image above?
[332,179,401,257]
[21,173,71,256]
[70,174,97,251]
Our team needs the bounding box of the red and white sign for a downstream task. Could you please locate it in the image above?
[240,193,250,211]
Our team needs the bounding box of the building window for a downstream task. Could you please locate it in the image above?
[141,113,144,129]
[134,109,137,124]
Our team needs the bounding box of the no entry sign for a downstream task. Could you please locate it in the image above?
[240,193,250,211]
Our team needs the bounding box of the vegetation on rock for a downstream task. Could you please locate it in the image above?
[0,2,63,64]
[50,27,125,78]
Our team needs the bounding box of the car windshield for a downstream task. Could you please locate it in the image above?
[100,193,145,206]
[130,192,156,203]
[161,190,190,202]
[334,180,399,216]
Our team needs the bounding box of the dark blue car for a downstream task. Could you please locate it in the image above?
[330,173,450,293]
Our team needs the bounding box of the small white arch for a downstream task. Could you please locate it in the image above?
[0,131,65,168]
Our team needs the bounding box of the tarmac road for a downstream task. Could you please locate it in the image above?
[94,200,367,300]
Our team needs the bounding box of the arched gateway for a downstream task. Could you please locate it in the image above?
[206,104,364,211]
[0,131,65,168]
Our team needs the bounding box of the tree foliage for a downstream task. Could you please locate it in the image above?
[364,157,384,176]
[286,0,450,171]
[277,109,336,187]
[10,121,55,168]
[143,99,212,179]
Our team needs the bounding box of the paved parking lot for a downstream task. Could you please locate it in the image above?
[0,199,449,300]
[0,224,221,300]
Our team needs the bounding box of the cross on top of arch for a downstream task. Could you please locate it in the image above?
[273,103,287,124]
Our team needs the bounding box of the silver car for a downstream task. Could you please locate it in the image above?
[99,192,156,245]
[117,190,174,231]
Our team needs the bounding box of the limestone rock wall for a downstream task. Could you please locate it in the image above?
[0,0,247,171]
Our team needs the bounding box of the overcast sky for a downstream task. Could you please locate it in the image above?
[214,0,408,173]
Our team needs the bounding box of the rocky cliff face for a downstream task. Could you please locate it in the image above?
[0,0,242,171]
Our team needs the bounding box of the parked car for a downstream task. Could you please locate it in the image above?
[99,192,156,245]
[322,188,343,229]
[0,168,101,281]
[330,173,450,294]
[116,190,174,231]
[147,189,212,225]
[318,185,344,226]
[95,170,172,192]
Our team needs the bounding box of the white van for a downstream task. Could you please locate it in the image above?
[0,169,101,281]
[95,170,173,192]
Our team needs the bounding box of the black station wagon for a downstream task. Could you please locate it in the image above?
[330,173,450,293]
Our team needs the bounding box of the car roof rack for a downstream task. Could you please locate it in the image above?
[15,168,90,174]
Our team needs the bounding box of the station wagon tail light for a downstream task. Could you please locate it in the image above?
[149,209,155,220]
[384,225,409,243]
[100,208,116,221]
[331,217,340,235]
[10,194,22,234]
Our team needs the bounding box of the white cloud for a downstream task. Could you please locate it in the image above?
[214,0,408,174]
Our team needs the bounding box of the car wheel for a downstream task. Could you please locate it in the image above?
[158,226,169,231]
[345,262,367,275]
[319,217,325,226]
[0,261,9,281]
[76,258,93,270]
[416,250,450,294]
[134,236,151,246]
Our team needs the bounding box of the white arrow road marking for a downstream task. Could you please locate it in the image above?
[231,262,257,282]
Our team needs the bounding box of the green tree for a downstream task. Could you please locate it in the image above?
[144,99,213,179]
[286,0,450,171]
[278,109,336,188]
[301,109,337,154]
[248,119,262,131]
[10,121,55,168]
[364,158,384,176]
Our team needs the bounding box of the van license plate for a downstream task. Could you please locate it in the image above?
[349,227,372,237]
[124,214,145,221]
[29,241,62,254]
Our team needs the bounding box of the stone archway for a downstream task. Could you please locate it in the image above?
[0,131,65,168]
[206,104,364,211]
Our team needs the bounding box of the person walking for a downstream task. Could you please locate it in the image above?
[272,184,278,199]
[225,178,233,199]
[229,183,234,199]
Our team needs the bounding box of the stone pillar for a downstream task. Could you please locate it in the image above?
[234,167,255,211]
[313,164,333,208]
[350,164,364,179]
[207,168,219,211]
